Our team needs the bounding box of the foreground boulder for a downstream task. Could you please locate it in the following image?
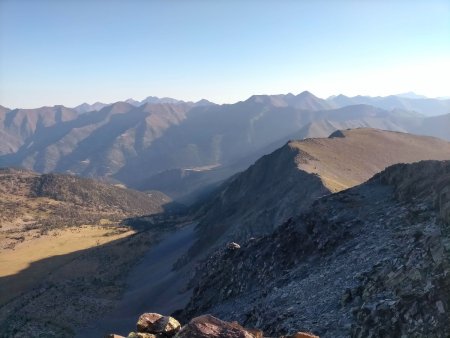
[128,333,159,338]
[175,314,256,338]
[107,313,318,338]
[282,333,319,338]
[136,313,181,336]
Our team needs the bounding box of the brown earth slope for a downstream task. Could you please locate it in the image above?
[188,129,450,258]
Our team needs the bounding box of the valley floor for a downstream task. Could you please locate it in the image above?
[0,225,163,337]
[77,222,197,337]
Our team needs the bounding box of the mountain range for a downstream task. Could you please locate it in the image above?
[73,97,214,114]
[1,92,449,202]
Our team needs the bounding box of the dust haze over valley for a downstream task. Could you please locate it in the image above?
[1,1,450,337]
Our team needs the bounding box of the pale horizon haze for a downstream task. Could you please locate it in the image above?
[0,0,449,108]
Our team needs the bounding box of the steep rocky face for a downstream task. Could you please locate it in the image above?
[186,145,328,258]
[187,129,450,259]
[181,161,450,338]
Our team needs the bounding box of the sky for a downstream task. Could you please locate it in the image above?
[0,0,449,108]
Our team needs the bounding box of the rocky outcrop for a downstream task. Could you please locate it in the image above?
[108,313,317,338]
[180,161,450,337]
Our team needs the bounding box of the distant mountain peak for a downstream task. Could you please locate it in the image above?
[125,98,141,106]
[395,92,428,100]
[73,101,108,113]
[195,99,215,106]
[297,90,316,98]
[141,96,183,105]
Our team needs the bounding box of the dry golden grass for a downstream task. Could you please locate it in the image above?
[291,128,450,192]
[0,225,134,278]
[0,225,135,306]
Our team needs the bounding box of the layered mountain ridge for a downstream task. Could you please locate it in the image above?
[1,92,449,201]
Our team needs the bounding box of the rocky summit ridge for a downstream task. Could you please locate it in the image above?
[186,129,450,260]
[181,160,450,337]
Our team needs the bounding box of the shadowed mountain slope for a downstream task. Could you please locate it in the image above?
[0,105,78,155]
[187,129,450,258]
[182,160,450,337]
[410,113,450,142]
[0,102,192,176]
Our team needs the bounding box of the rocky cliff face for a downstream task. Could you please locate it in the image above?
[185,144,328,258]
[186,129,450,261]
[181,161,450,338]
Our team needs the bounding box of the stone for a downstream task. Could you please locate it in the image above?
[227,242,241,250]
[175,314,255,338]
[430,245,444,265]
[284,332,320,338]
[127,333,158,338]
[137,313,163,333]
[137,313,181,336]
[436,300,445,314]
[152,316,181,336]
[341,289,352,306]
[243,328,263,338]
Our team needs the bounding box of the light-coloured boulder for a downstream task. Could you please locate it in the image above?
[136,312,181,336]
[127,332,158,338]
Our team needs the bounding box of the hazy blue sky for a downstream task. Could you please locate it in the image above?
[1,0,449,108]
